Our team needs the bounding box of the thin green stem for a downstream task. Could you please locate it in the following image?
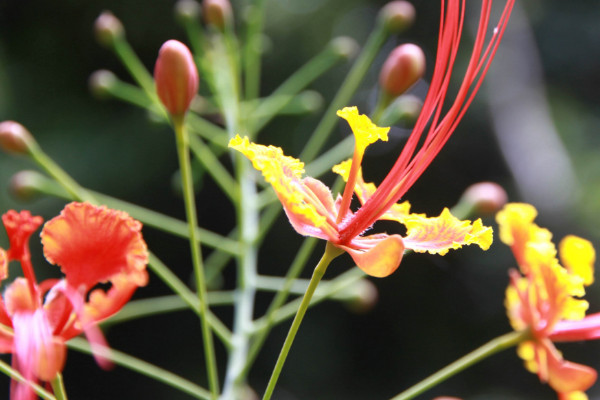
[390,330,529,400]
[27,142,95,203]
[112,37,156,101]
[189,135,239,202]
[173,115,219,398]
[0,359,56,400]
[50,373,68,400]
[300,22,389,163]
[256,267,365,331]
[68,338,212,400]
[104,292,235,326]
[148,253,233,348]
[241,237,318,378]
[249,39,352,134]
[243,0,267,100]
[262,242,343,400]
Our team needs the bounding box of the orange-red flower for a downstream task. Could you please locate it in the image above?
[0,202,148,400]
[230,0,513,277]
[499,203,599,399]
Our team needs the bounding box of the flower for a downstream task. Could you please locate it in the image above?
[229,0,512,276]
[498,203,600,399]
[154,40,199,116]
[230,107,492,277]
[0,202,148,400]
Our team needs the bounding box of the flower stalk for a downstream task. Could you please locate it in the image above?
[262,242,343,400]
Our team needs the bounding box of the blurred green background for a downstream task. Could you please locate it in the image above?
[1,0,600,399]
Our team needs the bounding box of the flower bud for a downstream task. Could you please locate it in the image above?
[379,1,416,34]
[378,94,423,127]
[379,43,425,98]
[10,170,44,201]
[88,70,117,99]
[202,0,233,30]
[329,36,359,61]
[175,0,201,25]
[94,11,124,48]
[154,40,199,116]
[0,121,34,155]
[461,182,508,215]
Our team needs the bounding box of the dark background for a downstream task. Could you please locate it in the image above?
[1,0,600,399]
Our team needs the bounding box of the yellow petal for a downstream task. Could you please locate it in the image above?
[402,208,493,255]
[229,135,332,231]
[336,107,389,152]
[560,235,595,286]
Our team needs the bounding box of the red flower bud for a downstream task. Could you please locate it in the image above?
[379,1,416,34]
[154,40,199,116]
[202,0,232,30]
[0,121,34,155]
[379,43,425,98]
[94,11,124,48]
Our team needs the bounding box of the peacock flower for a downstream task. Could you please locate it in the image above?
[229,0,512,276]
[0,202,148,400]
[498,203,600,399]
[230,107,492,277]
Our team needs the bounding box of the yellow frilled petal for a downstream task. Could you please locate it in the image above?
[496,203,538,245]
[336,107,389,152]
[497,203,553,270]
[332,159,411,222]
[402,208,493,255]
[560,235,595,286]
[229,135,328,229]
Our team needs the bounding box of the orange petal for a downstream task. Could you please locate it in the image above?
[41,202,148,290]
[340,234,404,277]
[547,345,597,394]
[402,208,492,255]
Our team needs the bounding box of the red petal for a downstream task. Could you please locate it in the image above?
[41,202,148,290]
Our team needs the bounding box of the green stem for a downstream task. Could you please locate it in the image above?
[147,254,233,348]
[68,338,212,400]
[389,330,529,400]
[300,22,389,163]
[104,292,236,326]
[262,242,343,400]
[50,373,68,400]
[249,38,352,134]
[173,115,219,398]
[241,237,318,377]
[0,359,56,400]
[257,267,365,330]
[188,135,239,202]
[243,0,267,100]
[27,142,95,203]
[112,36,156,101]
